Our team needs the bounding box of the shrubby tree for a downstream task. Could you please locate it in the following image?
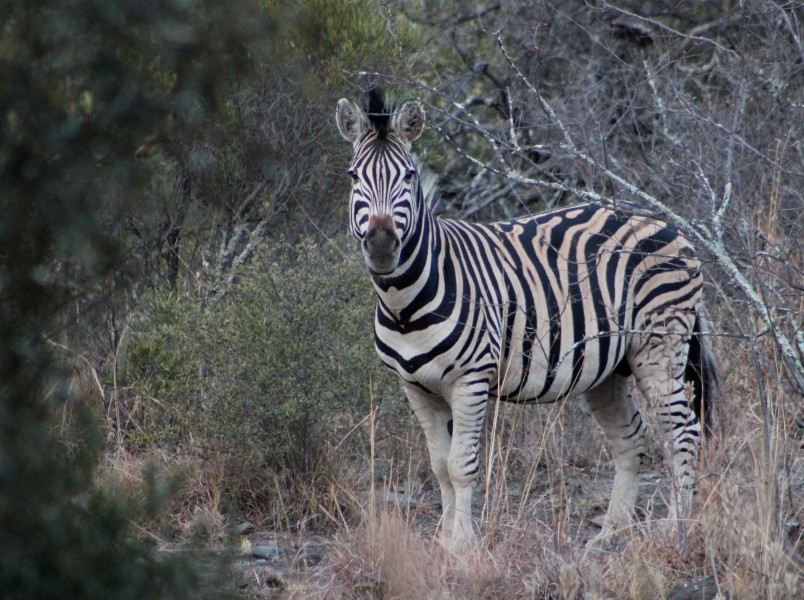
[85,1,417,445]
[7,0,417,542]
[124,240,403,530]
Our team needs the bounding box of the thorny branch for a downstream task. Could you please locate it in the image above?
[358,3,804,394]
[601,3,739,56]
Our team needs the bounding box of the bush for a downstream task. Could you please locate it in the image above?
[123,239,405,529]
[0,1,274,597]
[0,417,228,600]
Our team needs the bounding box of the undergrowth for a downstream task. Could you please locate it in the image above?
[99,252,804,599]
[283,329,802,599]
[117,240,407,533]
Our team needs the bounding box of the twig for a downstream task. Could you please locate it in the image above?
[490,31,804,395]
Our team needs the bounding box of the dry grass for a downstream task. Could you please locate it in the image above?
[277,333,802,599]
[312,499,563,599]
[106,371,799,599]
[108,336,796,598]
[99,322,803,599]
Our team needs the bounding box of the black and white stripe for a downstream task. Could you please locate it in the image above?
[336,89,716,549]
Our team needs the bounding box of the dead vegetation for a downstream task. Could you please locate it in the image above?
[111,318,801,598]
[241,340,801,599]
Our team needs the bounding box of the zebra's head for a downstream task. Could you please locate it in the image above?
[336,89,425,276]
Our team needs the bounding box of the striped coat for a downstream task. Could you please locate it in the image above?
[337,89,716,549]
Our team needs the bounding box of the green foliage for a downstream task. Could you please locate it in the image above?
[207,241,397,474]
[99,0,422,306]
[123,294,203,447]
[0,0,277,597]
[1,3,421,591]
[0,415,223,599]
[124,240,402,525]
[277,0,416,85]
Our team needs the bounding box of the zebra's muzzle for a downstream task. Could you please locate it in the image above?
[363,215,400,275]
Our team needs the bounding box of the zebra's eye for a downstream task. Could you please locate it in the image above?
[403,169,415,183]
[348,169,360,184]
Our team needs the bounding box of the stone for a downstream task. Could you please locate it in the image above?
[251,544,280,560]
[227,521,256,536]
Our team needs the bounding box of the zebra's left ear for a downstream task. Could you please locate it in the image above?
[393,100,424,144]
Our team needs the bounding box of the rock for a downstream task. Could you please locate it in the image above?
[251,544,280,560]
[227,521,256,536]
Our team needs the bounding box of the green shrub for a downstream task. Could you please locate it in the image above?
[124,239,405,528]
[121,294,202,448]
[201,240,399,472]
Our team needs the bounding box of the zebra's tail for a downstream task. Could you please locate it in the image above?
[686,310,718,434]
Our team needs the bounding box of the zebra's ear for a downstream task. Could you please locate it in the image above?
[336,98,368,144]
[393,100,424,144]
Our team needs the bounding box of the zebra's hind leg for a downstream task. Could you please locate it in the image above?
[585,373,647,547]
[629,326,701,534]
[403,384,456,545]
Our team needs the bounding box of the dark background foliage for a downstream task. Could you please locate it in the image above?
[0,0,404,596]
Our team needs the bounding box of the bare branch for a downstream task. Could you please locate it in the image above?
[486,29,804,394]
[602,2,739,57]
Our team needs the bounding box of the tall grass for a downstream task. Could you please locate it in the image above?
[102,242,801,598]
[287,331,802,599]
[101,279,802,599]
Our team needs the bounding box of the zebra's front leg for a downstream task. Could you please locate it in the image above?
[403,385,456,544]
[446,376,490,551]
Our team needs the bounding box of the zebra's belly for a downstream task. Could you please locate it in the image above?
[494,357,608,403]
[493,325,630,403]
[376,321,627,403]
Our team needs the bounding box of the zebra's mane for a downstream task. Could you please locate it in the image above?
[364,87,393,139]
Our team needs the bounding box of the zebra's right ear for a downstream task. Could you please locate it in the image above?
[336,98,368,144]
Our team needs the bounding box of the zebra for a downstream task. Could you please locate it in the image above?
[335,88,716,550]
